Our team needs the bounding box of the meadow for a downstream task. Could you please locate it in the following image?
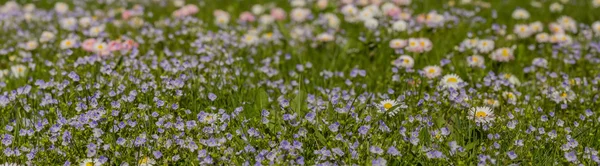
[1,0,600,165]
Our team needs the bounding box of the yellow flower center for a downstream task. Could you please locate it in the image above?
[472,57,478,62]
[428,68,436,73]
[502,49,509,57]
[561,93,568,98]
[447,77,458,83]
[139,157,149,164]
[475,111,487,118]
[383,103,393,109]
[86,162,93,166]
[403,59,410,63]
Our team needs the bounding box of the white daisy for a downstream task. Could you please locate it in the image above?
[10,65,27,78]
[378,99,404,116]
[490,47,514,62]
[552,89,576,104]
[440,74,463,89]
[468,106,495,124]
[503,74,521,86]
[391,20,407,32]
[423,65,442,79]
[467,55,485,68]
[535,33,550,43]
[389,39,407,49]
[393,55,414,68]
[514,24,533,38]
[80,158,102,166]
[511,9,530,20]
[60,39,77,49]
[138,156,156,166]
[476,39,494,53]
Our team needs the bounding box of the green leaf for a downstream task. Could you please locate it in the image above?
[256,89,269,109]
[291,90,307,113]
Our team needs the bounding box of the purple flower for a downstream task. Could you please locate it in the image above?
[208,93,217,101]
[507,151,517,160]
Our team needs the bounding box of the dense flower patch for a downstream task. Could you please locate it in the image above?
[0,0,600,165]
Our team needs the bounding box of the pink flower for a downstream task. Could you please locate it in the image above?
[270,8,286,21]
[108,40,122,51]
[239,12,256,22]
[122,10,133,20]
[82,38,97,52]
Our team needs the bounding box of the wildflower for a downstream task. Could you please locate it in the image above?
[378,99,400,116]
[54,2,69,14]
[10,65,27,78]
[467,55,485,68]
[440,74,463,89]
[290,8,310,22]
[392,20,408,32]
[468,106,495,124]
[552,89,576,103]
[490,47,514,62]
[40,31,55,43]
[407,38,433,53]
[364,18,379,30]
[392,55,414,68]
[423,66,442,79]
[535,33,550,43]
[389,39,407,49]
[512,9,530,20]
[514,24,533,38]
[23,40,38,50]
[138,156,156,166]
[477,39,494,53]
[271,8,286,21]
[550,2,563,13]
[316,33,335,42]
[80,158,101,166]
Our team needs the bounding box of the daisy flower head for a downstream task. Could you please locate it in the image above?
[558,16,577,33]
[363,18,379,30]
[550,33,572,45]
[40,31,56,43]
[60,39,77,49]
[503,73,521,86]
[440,74,464,89]
[138,156,156,166]
[467,55,485,68]
[549,22,565,34]
[591,21,600,35]
[529,21,544,33]
[476,39,494,53]
[389,39,407,49]
[80,158,101,166]
[392,55,414,68]
[242,34,259,45]
[23,40,38,50]
[484,99,500,107]
[214,10,231,26]
[422,65,442,79]
[490,47,515,62]
[378,99,397,114]
[406,38,432,53]
[316,33,335,42]
[391,20,408,32]
[291,8,311,22]
[552,89,576,104]
[503,91,518,102]
[60,17,77,31]
[461,38,479,49]
[550,2,563,13]
[514,24,533,38]
[54,2,69,14]
[535,33,550,43]
[512,8,530,20]
[468,106,495,124]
